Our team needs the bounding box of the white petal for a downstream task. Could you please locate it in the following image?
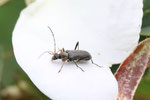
[12,0,143,100]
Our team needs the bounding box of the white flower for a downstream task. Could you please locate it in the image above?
[12,0,143,100]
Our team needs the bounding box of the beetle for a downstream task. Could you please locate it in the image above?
[43,26,101,73]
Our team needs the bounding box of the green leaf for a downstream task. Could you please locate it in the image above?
[143,0,150,11]
[142,0,150,27]
[141,26,150,36]
[134,78,150,100]
[142,10,150,27]
[0,45,4,86]
[0,0,25,51]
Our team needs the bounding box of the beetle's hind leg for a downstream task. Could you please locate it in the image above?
[91,59,102,68]
[74,41,79,50]
[73,61,84,72]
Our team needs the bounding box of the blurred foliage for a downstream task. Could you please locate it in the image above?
[137,2,150,99]
[24,0,35,5]
[142,0,150,27]
[134,1,150,99]
[141,26,150,37]
[0,0,150,100]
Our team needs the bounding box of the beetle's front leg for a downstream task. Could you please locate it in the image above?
[58,61,66,73]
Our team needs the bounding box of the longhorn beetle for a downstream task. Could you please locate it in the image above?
[43,26,101,73]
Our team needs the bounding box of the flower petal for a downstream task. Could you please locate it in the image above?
[12,0,143,100]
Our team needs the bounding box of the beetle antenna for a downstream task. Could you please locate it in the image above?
[38,51,54,59]
[47,26,56,54]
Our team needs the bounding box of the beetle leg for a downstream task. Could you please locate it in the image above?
[58,61,66,73]
[73,61,84,72]
[74,41,79,50]
[62,48,65,52]
[91,59,102,68]
[76,59,81,62]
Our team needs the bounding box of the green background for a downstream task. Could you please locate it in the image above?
[0,0,150,100]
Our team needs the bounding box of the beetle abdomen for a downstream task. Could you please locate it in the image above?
[66,50,91,61]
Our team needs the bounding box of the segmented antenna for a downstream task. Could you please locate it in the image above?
[47,26,56,54]
[38,51,53,59]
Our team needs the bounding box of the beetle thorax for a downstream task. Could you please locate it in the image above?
[59,52,68,61]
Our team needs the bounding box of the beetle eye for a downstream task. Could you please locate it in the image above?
[52,56,57,60]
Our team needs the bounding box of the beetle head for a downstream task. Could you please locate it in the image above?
[52,51,68,61]
[52,54,60,60]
